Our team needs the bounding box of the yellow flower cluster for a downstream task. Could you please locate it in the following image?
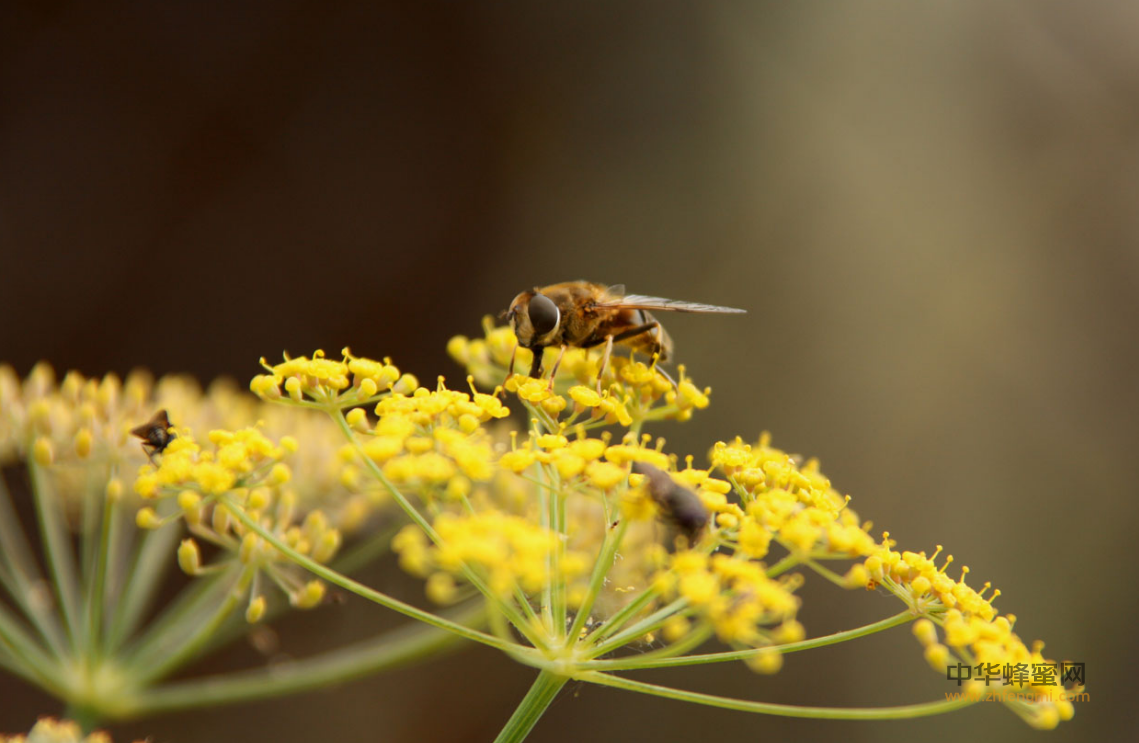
[711,435,877,561]
[0,363,374,532]
[497,431,665,491]
[447,319,712,427]
[134,426,291,501]
[341,379,509,500]
[252,348,417,406]
[874,545,1076,729]
[0,362,158,468]
[133,426,339,613]
[655,550,802,650]
[392,510,588,601]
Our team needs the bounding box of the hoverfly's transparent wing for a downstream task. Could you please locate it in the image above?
[598,294,746,314]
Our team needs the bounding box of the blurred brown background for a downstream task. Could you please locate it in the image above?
[1,2,1133,742]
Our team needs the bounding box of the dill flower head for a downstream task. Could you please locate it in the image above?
[0,325,1079,737]
[0,360,400,722]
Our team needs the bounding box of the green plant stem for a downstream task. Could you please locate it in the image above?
[0,472,68,657]
[328,521,401,575]
[578,671,978,719]
[583,585,659,646]
[104,509,182,652]
[0,601,68,694]
[124,603,486,718]
[590,598,688,658]
[28,459,82,650]
[221,495,515,652]
[132,565,256,685]
[120,564,238,665]
[493,670,569,743]
[567,519,629,642]
[765,553,802,578]
[579,610,915,671]
[81,485,117,661]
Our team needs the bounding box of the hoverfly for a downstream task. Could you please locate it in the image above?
[504,281,745,389]
[631,462,710,547]
[130,409,175,463]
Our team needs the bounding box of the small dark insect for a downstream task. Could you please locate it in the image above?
[503,281,745,391]
[632,462,710,547]
[130,409,175,463]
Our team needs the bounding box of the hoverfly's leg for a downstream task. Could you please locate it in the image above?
[596,334,615,394]
[528,345,545,379]
[498,343,519,397]
[607,321,661,348]
[142,444,157,465]
[607,321,675,389]
[546,345,568,390]
[653,363,678,390]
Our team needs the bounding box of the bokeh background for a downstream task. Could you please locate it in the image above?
[1,2,1134,742]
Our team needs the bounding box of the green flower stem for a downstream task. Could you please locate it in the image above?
[577,671,979,719]
[103,505,182,652]
[28,458,82,650]
[590,598,688,658]
[0,472,68,657]
[765,553,802,578]
[0,601,68,694]
[328,408,545,649]
[493,670,570,743]
[554,466,568,639]
[119,563,239,666]
[124,603,486,718]
[583,585,659,646]
[325,521,400,575]
[519,399,558,437]
[131,565,256,685]
[599,623,714,667]
[567,519,629,643]
[81,483,117,661]
[221,494,517,653]
[580,610,915,671]
[802,557,849,588]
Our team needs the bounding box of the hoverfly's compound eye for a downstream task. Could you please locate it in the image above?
[527,293,560,336]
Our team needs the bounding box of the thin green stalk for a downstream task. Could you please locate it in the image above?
[580,610,915,671]
[28,459,82,650]
[328,521,401,575]
[583,585,659,646]
[493,670,569,743]
[125,603,487,718]
[590,598,688,658]
[131,565,256,685]
[765,553,802,578]
[0,602,68,694]
[803,557,849,588]
[0,472,68,657]
[598,623,714,668]
[120,563,239,665]
[578,671,978,719]
[81,485,117,660]
[220,494,516,653]
[554,465,568,636]
[103,508,182,651]
[567,519,629,642]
